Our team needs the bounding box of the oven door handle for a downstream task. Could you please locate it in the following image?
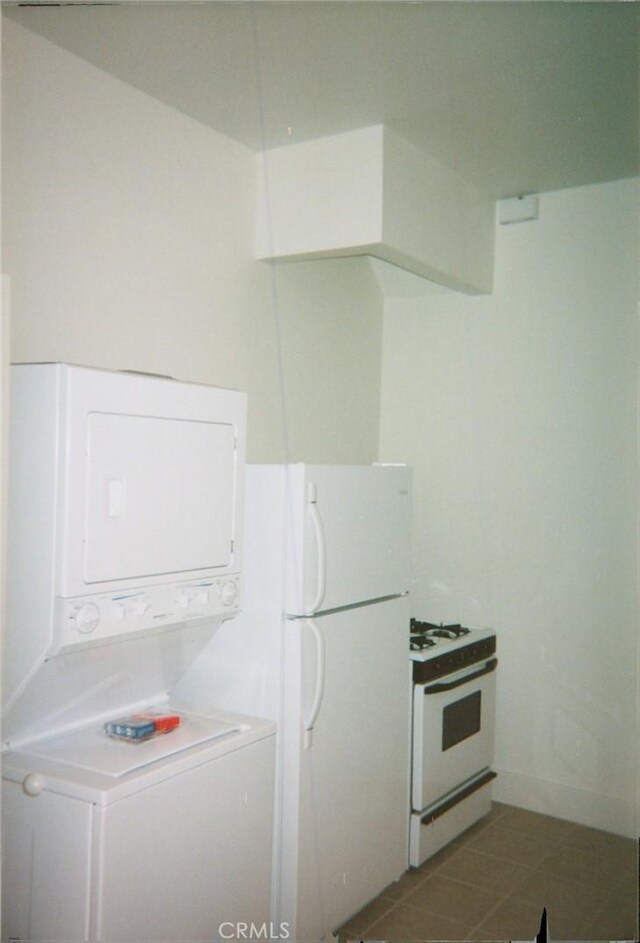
[424,657,498,694]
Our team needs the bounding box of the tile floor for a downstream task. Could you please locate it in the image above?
[338,803,638,941]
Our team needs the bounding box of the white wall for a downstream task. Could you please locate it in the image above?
[2,18,383,465]
[271,257,383,463]
[379,178,638,836]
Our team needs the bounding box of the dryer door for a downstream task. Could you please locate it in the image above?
[84,411,235,583]
[52,364,246,597]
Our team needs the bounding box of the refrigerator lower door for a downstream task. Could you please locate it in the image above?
[278,594,410,941]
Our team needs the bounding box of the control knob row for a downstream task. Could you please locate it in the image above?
[177,582,238,608]
[114,599,151,620]
[220,580,239,606]
[72,580,239,635]
[75,603,100,634]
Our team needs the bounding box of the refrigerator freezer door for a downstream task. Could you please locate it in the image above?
[280,594,411,940]
[285,464,411,615]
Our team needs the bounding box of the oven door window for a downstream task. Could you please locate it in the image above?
[442,691,481,751]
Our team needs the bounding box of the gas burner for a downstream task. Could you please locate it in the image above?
[410,635,436,651]
[410,619,470,639]
[424,625,470,640]
[409,619,493,664]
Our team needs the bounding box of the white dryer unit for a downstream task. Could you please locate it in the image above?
[3,363,247,748]
[2,364,276,942]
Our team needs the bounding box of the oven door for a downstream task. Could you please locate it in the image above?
[412,658,497,812]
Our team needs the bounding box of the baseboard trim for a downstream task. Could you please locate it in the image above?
[492,767,637,838]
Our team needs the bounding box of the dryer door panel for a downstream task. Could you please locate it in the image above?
[84,412,235,583]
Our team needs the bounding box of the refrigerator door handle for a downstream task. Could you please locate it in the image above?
[303,617,326,749]
[306,483,327,615]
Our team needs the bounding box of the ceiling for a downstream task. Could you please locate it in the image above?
[5,1,639,199]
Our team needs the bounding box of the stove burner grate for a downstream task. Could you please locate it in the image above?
[426,627,467,639]
[410,634,436,651]
[410,619,471,640]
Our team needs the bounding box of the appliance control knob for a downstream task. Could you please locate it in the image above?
[134,600,152,618]
[220,581,238,607]
[23,773,44,797]
[75,603,100,634]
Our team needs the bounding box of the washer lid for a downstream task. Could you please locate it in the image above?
[25,712,240,778]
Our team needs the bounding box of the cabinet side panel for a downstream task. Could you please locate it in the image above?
[1,779,93,940]
[3,364,59,724]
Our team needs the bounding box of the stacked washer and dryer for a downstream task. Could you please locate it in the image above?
[2,364,275,942]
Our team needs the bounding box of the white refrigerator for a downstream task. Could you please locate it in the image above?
[173,463,412,942]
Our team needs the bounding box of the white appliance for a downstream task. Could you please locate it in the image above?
[174,463,412,942]
[2,363,276,941]
[409,621,497,866]
[4,362,246,748]
[2,710,275,943]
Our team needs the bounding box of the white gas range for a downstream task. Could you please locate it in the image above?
[409,620,498,867]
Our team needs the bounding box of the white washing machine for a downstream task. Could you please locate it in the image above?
[2,706,275,942]
[2,365,275,941]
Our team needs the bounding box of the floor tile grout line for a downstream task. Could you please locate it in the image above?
[387,887,513,929]
[456,884,516,939]
[345,881,633,943]
[459,818,628,854]
[340,804,636,941]
[378,866,522,937]
[373,855,628,938]
[426,837,636,896]
[364,898,478,941]
[394,867,520,902]
[582,869,640,936]
[479,810,637,843]
[352,897,400,938]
